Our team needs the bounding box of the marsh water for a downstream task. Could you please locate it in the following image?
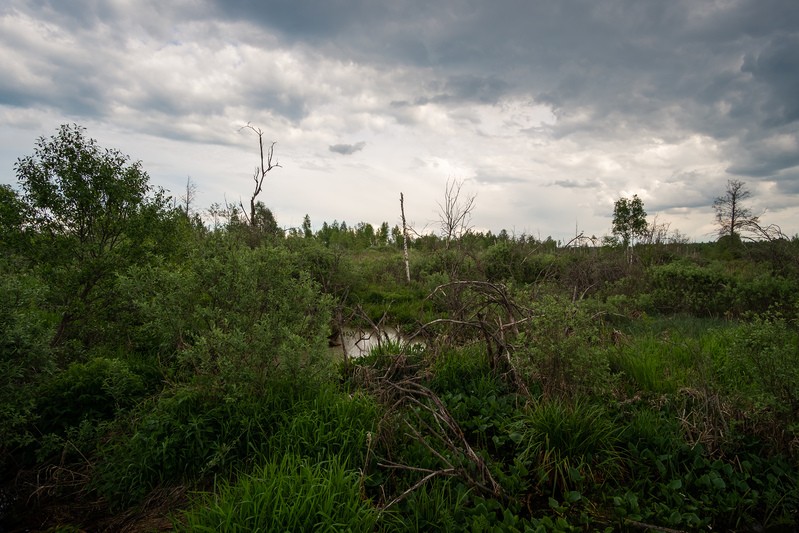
[329,326,418,359]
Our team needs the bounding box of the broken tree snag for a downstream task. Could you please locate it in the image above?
[240,122,281,226]
[400,193,411,282]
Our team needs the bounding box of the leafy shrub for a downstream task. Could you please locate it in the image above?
[733,274,797,315]
[36,357,145,435]
[0,266,54,465]
[648,261,733,316]
[715,312,799,422]
[648,261,798,317]
[512,296,615,398]
[94,384,278,508]
[119,241,334,396]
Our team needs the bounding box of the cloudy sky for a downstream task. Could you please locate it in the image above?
[2,0,798,242]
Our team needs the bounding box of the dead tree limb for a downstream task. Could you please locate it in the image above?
[239,122,280,226]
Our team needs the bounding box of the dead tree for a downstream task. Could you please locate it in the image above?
[438,178,476,249]
[400,193,411,282]
[180,176,197,216]
[713,179,758,242]
[239,123,280,226]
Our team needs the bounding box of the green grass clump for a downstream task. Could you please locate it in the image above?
[512,399,624,497]
[266,385,380,464]
[180,454,377,532]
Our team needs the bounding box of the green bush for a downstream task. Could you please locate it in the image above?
[648,260,798,317]
[0,266,54,466]
[512,296,615,398]
[119,241,334,395]
[36,357,145,435]
[715,312,799,421]
[648,261,733,316]
[94,385,278,508]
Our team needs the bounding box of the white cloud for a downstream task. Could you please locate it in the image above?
[1,0,797,241]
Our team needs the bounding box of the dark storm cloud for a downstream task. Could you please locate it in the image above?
[390,75,510,110]
[772,170,799,195]
[211,0,388,40]
[741,33,799,127]
[3,0,799,239]
[329,141,366,155]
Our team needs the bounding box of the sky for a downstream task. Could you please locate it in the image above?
[1,0,798,243]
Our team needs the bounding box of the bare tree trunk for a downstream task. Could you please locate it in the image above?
[438,178,476,249]
[181,176,197,216]
[400,193,411,283]
[239,123,280,226]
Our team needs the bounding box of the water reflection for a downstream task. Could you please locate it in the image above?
[329,326,418,359]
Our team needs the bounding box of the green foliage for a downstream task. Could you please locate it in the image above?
[648,260,798,317]
[3,125,799,530]
[9,124,176,349]
[378,481,471,532]
[512,399,624,497]
[95,384,276,507]
[119,240,334,393]
[435,353,521,453]
[285,236,356,294]
[36,357,145,435]
[612,195,647,248]
[512,296,615,398]
[617,427,799,530]
[648,260,732,316]
[95,382,378,509]
[715,312,799,420]
[0,264,54,467]
[0,184,28,252]
[482,241,561,284]
[265,387,379,465]
[180,454,378,532]
[608,324,731,396]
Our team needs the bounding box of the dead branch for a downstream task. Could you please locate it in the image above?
[239,122,281,226]
[438,178,476,249]
[414,280,533,393]
[367,376,503,502]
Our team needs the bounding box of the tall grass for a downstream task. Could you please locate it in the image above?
[512,399,624,497]
[265,386,379,464]
[610,317,734,395]
[179,454,377,532]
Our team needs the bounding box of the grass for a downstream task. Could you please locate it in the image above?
[512,399,625,497]
[610,316,735,396]
[179,454,377,532]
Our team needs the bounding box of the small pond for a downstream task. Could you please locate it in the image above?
[329,326,422,359]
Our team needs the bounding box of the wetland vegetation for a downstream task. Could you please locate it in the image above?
[1,125,798,531]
